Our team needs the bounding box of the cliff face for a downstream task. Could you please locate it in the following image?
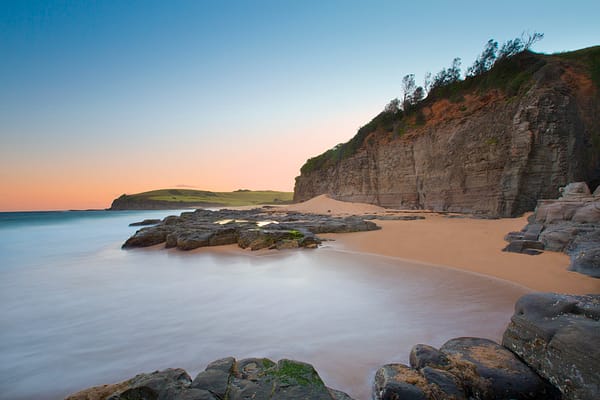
[294,50,600,217]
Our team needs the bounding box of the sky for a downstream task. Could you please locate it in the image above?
[1,0,599,211]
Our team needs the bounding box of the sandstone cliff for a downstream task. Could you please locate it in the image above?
[295,48,600,217]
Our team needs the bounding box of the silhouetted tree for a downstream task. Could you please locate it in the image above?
[431,58,462,89]
[412,86,425,104]
[423,72,432,93]
[498,32,544,59]
[384,98,401,113]
[401,74,416,110]
[467,39,498,77]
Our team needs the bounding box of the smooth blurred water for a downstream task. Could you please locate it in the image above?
[0,210,528,400]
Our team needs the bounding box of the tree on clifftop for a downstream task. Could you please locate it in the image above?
[384,98,401,114]
[431,57,462,89]
[401,74,425,110]
[498,32,544,59]
[467,39,498,77]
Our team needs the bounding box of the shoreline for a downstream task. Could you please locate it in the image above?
[214,195,599,294]
[319,216,599,294]
[147,215,599,294]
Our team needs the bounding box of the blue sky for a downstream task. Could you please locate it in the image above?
[1,0,599,210]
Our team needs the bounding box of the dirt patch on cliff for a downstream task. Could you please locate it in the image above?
[561,65,595,97]
[421,91,505,128]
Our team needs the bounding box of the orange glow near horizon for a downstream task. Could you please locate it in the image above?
[1,111,372,211]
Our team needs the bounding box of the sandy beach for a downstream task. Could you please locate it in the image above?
[275,195,600,294]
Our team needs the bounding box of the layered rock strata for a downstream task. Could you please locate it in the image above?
[503,182,600,277]
[295,52,600,217]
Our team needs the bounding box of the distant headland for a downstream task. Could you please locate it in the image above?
[108,189,293,210]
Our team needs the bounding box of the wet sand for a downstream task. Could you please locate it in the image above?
[276,195,600,294]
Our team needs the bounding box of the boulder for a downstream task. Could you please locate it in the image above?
[122,228,168,248]
[571,202,600,223]
[568,229,600,278]
[523,223,544,240]
[108,368,194,400]
[503,293,600,400]
[560,182,592,199]
[191,357,234,399]
[409,344,450,370]
[440,337,559,400]
[226,358,338,400]
[65,382,131,400]
[504,231,525,242]
[505,183,600,277]
[373,364,428,400]
[535,201,582,223]
[67,358,352,400]
[539,224,580,252]
[375,338,559,400]
[570,247,600,278]
[502,240,544,255]
[421,367,466,400]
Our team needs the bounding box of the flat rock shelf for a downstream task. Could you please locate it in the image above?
[122,208,381,251]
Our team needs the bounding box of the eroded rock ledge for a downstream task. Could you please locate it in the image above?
[503,182,600,277]
[122,208,380,251]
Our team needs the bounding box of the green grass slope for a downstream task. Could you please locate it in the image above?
[111,189,293,209]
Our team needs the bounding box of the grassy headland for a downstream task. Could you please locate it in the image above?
[109,189,293,210]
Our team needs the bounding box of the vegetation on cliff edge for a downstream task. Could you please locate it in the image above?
[300,41,600,175]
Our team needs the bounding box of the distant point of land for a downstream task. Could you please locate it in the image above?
[109,189,293,210]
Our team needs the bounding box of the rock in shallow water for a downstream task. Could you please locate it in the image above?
[67,358,353,400]
[122,208,379,251]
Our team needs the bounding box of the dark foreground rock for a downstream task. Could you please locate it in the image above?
[374,337,559,400]
[67,293,597,400]
[122,208,380,251]
[503,182,600,277]
[374,293,599,400]
[503,292,600,400]
[66,358,354,400]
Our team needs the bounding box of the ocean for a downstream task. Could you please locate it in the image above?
[0,210,528,400]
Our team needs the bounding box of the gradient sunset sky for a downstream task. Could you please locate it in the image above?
[1,1,599,211]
